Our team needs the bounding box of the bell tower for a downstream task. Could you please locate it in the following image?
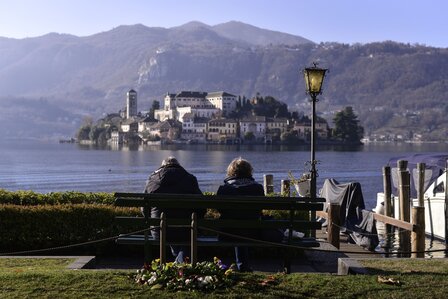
[126,89,137,119]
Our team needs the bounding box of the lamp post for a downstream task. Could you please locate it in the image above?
[303,63,327,203]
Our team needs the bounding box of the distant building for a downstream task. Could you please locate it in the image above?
[206,91,237,116]
[126,89,137,119]
[208,118,238,142]
[154,90,237,121]
[240,116,266,141]
[181,114,208,142]
[293,119,329,140]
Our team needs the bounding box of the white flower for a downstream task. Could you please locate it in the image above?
[147,272,158,284]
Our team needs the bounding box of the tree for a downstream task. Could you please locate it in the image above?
[244,131,255,141]
[332,106,364,143]
[149,100,160,119]
[281,131,301,144]
[76,125,91,141]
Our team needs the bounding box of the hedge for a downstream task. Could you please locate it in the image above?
[0,189,115,205]
[0,204,140,252]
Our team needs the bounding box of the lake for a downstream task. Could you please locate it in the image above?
[1,140,448,211]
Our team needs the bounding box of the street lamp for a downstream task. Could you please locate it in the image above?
[303,63,327,203]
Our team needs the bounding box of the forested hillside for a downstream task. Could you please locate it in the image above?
[0,22,446,140]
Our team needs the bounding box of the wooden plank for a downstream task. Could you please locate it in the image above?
[116,198,324,211]
[317,209,416,232]
[115,217,322,230]
[116,235,320,247]
[198,219,322,230]
[373,213,416,231]
[114,192,326,203]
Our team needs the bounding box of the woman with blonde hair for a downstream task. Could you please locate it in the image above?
[217,157,283,272]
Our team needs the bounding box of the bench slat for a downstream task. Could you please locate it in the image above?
[115,216,322,230]
[114,192,326,203]
[115,198,324,211]
[116,234,320,248]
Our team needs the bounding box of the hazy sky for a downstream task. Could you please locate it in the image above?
[0,0,447,47]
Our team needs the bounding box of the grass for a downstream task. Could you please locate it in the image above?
[1,258,448,298]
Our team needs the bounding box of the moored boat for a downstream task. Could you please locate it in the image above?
[375,154,448,240]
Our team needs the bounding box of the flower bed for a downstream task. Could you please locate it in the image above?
[134,257,236,291]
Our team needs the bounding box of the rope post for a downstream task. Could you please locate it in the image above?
[382,166,392,218]
[398,160,411,257]
[328,203,340,249]
[281,179,290,197]
[445,159,448,245]
[191,212,197,266]
[159,212,166,264]
[412,206,425,258]
[382,166,393,248]
[264,174,274,195]
[417,163,426,207]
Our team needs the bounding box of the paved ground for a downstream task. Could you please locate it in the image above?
[92,229,376,273]
[2,229,377,274]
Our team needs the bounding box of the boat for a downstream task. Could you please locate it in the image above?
[374,154,448,240]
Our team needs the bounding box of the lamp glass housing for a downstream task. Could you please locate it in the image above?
[304,67,327,95]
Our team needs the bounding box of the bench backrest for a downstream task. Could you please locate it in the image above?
[114,192,325,231]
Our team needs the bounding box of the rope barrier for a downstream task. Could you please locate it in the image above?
[0,225,446,257]
[197,226,448,256]
[0,227,159,256]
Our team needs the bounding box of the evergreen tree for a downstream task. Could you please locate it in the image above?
[332,106,364,143]
[149,100,160,119]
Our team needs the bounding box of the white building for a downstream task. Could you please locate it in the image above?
[206,91,237,116]
[181,114,208,142]
[154,90,237,121]
[240,116,266,140]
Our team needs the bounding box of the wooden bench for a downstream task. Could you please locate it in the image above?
[114,192,325,273]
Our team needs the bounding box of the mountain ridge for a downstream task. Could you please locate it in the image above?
[0,21,446,141]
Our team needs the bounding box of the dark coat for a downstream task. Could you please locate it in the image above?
[144,164,203,241]
[216,176,264,240]
[217,176,264,220]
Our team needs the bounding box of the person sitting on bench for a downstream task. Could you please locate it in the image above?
[216,157,284,272]
[143,156,204,263]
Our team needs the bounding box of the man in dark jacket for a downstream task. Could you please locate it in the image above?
[144,156,203,263]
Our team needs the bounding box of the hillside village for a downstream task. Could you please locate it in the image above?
[77,89,333,145]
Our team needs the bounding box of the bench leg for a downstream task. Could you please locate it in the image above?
[160,213,166,264]
[144,231,152,264]
[191,213,197,266]
[283,249,291,274]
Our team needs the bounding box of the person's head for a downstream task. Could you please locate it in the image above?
[226,157,253,178]
[161,156,180,167]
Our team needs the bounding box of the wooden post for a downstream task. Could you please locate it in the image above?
[398,160,411,257]
[398,160,410,221]
[383,166,392,218]
[417,163,426,207]
[281,179,290,197]
[264,174,274,195]
[382,166,393,249]
[328,203,340,249]
[412,206,425,258]
[160,212,166,264]
[445,159,448,244]
[191,212,197,266]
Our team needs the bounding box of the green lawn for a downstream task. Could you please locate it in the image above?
[1,258,448,298]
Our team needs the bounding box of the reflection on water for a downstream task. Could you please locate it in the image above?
[376,221,447,258]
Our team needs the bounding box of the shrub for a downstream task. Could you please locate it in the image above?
[0,204,139,252]
[0,189,114,205]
